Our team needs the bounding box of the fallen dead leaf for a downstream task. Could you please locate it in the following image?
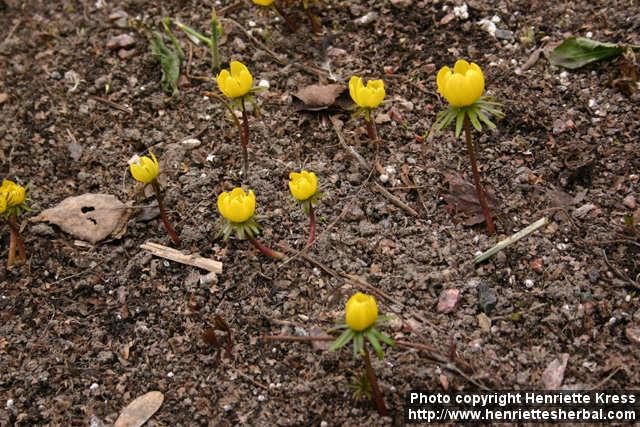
[443,172,497,226]
[115,391,164,427]
[541,353,569,390]
[32,193,130,244]
[292,84,347,112]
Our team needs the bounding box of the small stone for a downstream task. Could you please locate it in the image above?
[524,278,534,288]
[118,48,136,60]
[232,37,246,52]
[468,338,482,351]
[477,313,491,332]
[625,325,640,345]
[354,11,378,26]
[623,195,636,209]
[495,29,514,40]
[97,350,113,363]
[107,33,135,50]
[437,288,460,313]
[390,0,412,7]
[588,268,600,283]
[452,3,468,20]
[32,223,55,237]
[531,258,543,273]
[180,138,201,149]
[477,283,497,314]
[0,93,7,104]
[108,10,129,28]
[51,70,62,80]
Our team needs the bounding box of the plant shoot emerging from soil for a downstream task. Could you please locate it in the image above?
[173,8,223,73]
[129,151,181,246]
[349,76,385,152]
[1,179,29,268]
[434,59,504,235]
[217,188,284,260]
[288,170,320,244]
[330,292,395,416]
[216,61,263,177]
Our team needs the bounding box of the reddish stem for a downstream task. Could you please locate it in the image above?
[464,116,495,235]
[305,8,321,34]
[274,3,298,32]
[363,342,388,416]
[308,204,316,245]
[240,98,250,178]
[7,215,26,268]
[248,236,285,260]
[365,116,379,149]
[152,180,181,246]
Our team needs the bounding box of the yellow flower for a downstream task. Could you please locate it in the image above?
[253,0,275,5]
[345,292,378,331]
[1,180,26,207]
[349,76,385,109]
[288,170,318,201]
[0,192,6,214]
[216,61,253,99]
[436,59,485,107]
[129,152,159,184]
[217,188,256,223]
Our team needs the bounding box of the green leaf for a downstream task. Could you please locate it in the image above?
[547,36,633,69]
[455,110,465,137]
[366,330,384,359]
[477,110,496,129]
[149,31,181,96]
[467,110,482,132]
[353,333,364,358]
[371,328,395,347]
[329,329,354,351]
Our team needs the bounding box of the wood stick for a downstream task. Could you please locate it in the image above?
[141,241,222,273]
[474,217,549,264]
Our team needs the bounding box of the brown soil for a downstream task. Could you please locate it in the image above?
[1,0,639,425]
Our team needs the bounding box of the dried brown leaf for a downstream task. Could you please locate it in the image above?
[115,391,164,427]
[32,193,131,244]
[292,84,346,111]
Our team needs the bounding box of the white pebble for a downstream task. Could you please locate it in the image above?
[258,395,267,402]
[258,79,270,89]
[90,383,99,391]
[379,174,389,183]
[524,279,534,288]
[167,372,174,378]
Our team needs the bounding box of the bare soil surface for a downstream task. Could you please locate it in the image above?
[1,0,639,425]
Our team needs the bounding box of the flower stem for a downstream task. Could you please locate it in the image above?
[247,236,285,260]
[274,3,298,32]
[463,116,495,235]
[305,8,321,34]
[7,214,26,268]
[363,341,388,416]
[152,180,181,246]
[365,116,379,152]
[241,98,250,178]
[308,204,316,245]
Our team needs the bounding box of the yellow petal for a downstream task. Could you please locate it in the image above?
[349,76,363,106]
[453,59,470,74]
[436,66,451,98]
[465,68,485,103]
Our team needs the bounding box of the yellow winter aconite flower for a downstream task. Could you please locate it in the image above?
[217,188,256,223]
[436,59,485,107]
[129,152,159,184]
[0,193,6,214]
[349,76,385,109]
[216,61,253,99]
[1,180,26,207]
[253,0,275,5]
[288,170,317,201]
[345,292,379,332]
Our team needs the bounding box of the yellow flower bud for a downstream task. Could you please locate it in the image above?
[216,61,253,99]
[0,192,6,214]
[129,152,159,184]
[436,59,485,107]
[288,170,318,202]
[349,76,385,109]
[345,292,378,331]
[1,180,26,207]
[217,188,256,223]
[253,0,275,5]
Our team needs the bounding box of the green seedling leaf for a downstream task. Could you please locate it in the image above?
[353,333,364,358]
[365,330,384,359]
[149,31,181,96]
[548,37,640,69]
[329,329,355,351]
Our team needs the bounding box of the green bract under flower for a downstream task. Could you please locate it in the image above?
[433,96,505,137]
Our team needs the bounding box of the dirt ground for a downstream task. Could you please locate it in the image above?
[1,0,639,425]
